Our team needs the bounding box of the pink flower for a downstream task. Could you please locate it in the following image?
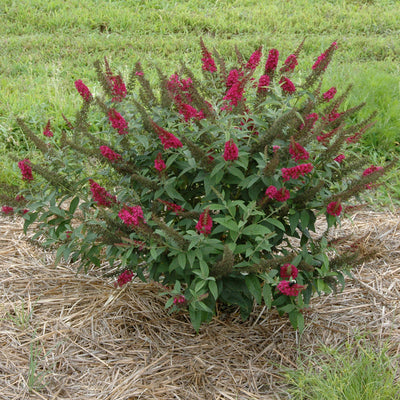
[43,120,53,138]
[89,179,116,207]
[312,42,338,71]
[317,126,340,146]
[323,87,337,101]
[100,146,122,162]
[223,140,239,161]
[151,121,183,150]
[66,230,72,239]
[265,49,279,74]
[200,41,217,73]
[327,201,342,217]
[257,74,270,92]
[245,47,262,70]
[116,270,134,287]
[279,77,296,94]
[173,295,186,305]
[222,81,246,109]
[110,75,127,102]
[300,113,319,132]
[119,205,145,227]
[273,145,280,152]
[135,71,144,76]
[226,69,244,88]
[280,264,298,279]
[265,186,290,202]
[277,280,306,296]
[289,140,310,162]
[167,74,193,104]
[108,109,128,135]
[334,154,345,163]
[74,79,93,102]
[363,165,383,177]
[18,159,33,181]
[157,199,184,214]
[178,103,205,122]
[2,206,14,215]
[280,54,298,73]
[196,208,213,236]
[282,163,313,181]
[154,152,166,172]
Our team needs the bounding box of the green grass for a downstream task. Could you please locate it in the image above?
[0,0,399,185]
[283,340,400,400]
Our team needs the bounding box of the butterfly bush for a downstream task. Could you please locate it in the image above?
[14,39,392,332]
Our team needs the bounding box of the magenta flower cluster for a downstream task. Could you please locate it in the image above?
[108,109,128,135]
[18,159,33,181]
[223,140,239,161]
[100,145,122,162]
[282,163,313,181]
[119,205,145,227]
[196,208,213,236]
[89,179,116,207]
[265,186,290,202]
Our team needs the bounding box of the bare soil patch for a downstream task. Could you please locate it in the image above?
[1,210,399,399]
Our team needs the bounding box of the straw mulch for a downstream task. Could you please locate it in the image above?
[1,210,399,400]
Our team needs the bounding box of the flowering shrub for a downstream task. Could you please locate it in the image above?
[12,39,392,332]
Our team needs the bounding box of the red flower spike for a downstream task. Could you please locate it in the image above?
[257,74,270,92]
[108,109,128,135]
[89,179,117,207]
[116,270,134,287]
[280,264,298,279]
[265,49,279,74]
[282,163,313,181]
[200,40,217,73]
[151,121,183,150]
[223,140,239,161]
[334,154,345,163]
[74,79,93,102]
[100,146,122,162]
[2,206,14,215]
[110,75,127,103]
[280,54,298,73]
[43,120,54,138]
[279,77,296,94]
[245,47,262,70]
[118,205,145,227]
[323,87,337,101]
[18,159,33,182]
[326,201,342,217]
[277,280,306,296]
[289,137,310,162]
[196,208,213,236]
[154,152,166,172]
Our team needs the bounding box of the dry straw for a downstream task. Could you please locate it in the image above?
[0,210,399,399]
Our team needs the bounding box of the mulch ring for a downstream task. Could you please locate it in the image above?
[0,210,399,400]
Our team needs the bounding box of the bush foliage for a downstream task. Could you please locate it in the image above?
[4,39,392,331]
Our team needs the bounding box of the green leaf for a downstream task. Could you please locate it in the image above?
[242,224,271,236]
[265,218,285,232]
[245,275,262,304]
[280,304,296,314]
[213,217,239,232]
[165,297,175,309]
[189,307,202,333]
[300,210,310,229]
[49,206,66,217]
[165,185,185,202]
[289,211,299,234]
[198,301,213,313]
[239,175,260,189]
[262,283,272,309]
[178,253,186,269]
[208,279,218,300]
[199,259,209,277]
[69,197,80,214]
[229,166,245,180]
